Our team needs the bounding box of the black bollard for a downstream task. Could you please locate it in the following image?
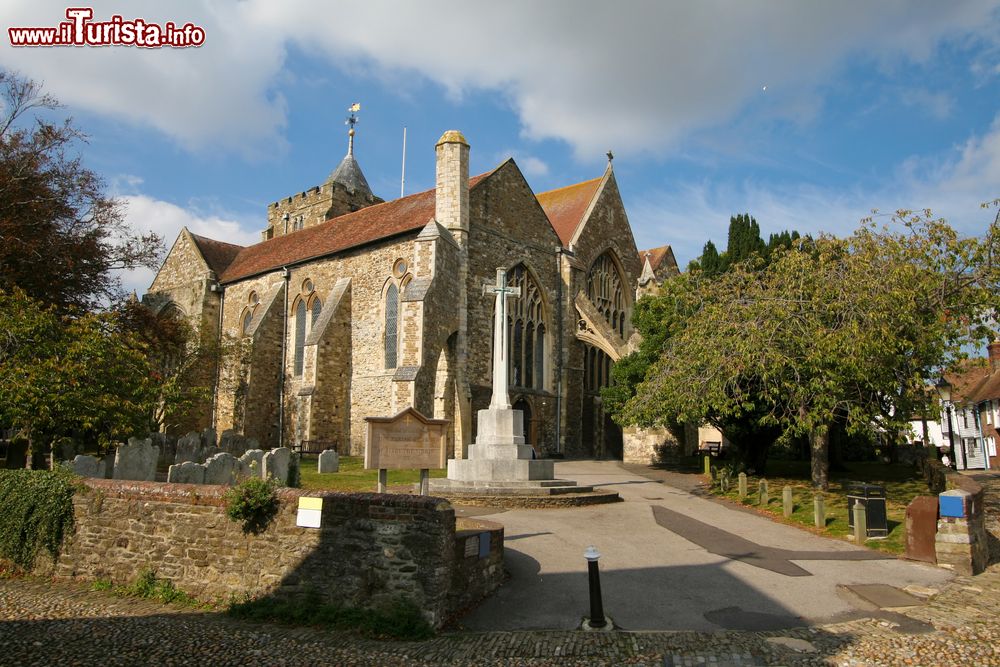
[584,545,606,628]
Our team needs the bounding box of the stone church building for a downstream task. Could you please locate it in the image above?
[145,129,677,459]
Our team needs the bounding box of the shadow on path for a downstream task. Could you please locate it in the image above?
[651,505,890,577]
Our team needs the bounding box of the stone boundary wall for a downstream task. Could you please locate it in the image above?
[41,479,503,627]
[937,469,989,576]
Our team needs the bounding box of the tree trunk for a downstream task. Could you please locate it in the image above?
[810,426,830,490]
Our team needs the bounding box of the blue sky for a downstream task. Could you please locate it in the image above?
[3,1,1000,294]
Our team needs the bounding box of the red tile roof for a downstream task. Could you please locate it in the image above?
[536,176,602,246]
[943,359,992,403]
[221,173,489,283]
[639,245,676,272]
[189,233,244,277]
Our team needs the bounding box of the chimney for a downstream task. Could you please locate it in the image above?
[435,130,470,240]
[989,340,1000,373]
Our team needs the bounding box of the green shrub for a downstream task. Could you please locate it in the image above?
[0,469,76,569]
[223,477,279,535]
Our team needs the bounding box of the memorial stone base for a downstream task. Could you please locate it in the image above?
[429,407,591,496]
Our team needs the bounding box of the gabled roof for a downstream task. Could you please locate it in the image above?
[639,245,677,273]
[970,369,1000,403]
[536,176,602,247]
[220,172,489,283]
[943,359,992,403]
[189,233,244,277]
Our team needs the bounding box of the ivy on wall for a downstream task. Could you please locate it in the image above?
[0,469,76,569]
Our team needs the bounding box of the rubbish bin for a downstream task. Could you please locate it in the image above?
[847,483,888,538]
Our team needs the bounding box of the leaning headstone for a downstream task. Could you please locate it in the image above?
[814,493,826,529]
[175,431,203,464]
[737,472,748,500]
[61,454,105,479]
[201,446,221,462]
[758,479,769,507]
[240,449,265,478]
[783,486,794,518]
[203,452,239,485]
[262,447,292,486]
[168,461,206,485]
[318,449,340,474]
[113,438,159,481]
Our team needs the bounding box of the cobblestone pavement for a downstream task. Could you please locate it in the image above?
[4,470,1000,666]
[2,567,1000,666]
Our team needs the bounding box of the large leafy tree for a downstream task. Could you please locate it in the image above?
[0,289,158,451]
[0,71,161,312]
[620,211,1000,488]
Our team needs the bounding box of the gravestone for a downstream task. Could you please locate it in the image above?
[240,449,265,477]
[262,447,292,486]
[219,429,252,457]
[151,432,176,467]
[738,472,748,500]
[113,437,159,481]
[62,454,105,478]
[318,449,340,473]
[200,427,217,451]
[168,460,206,484]
[204,452,240,485]
[175,431,203,464]
[758,479,769,506]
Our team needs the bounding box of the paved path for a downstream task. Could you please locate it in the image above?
[458,461,951,632]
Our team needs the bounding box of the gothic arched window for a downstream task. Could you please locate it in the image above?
[587,252,628,338]
[310,296,322,331]
[505,264,546,390]
[385,283,399,369]
[293,299,307,376]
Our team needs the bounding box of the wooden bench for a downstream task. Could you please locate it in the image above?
[296,440,340,456]
[698,441,724,458]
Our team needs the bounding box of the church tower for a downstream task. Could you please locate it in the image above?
[262,104,382,240]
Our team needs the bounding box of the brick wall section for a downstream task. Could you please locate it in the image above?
[41,479,503,628]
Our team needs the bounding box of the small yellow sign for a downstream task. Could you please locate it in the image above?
[298,496,323,511]
[297,496,323,528]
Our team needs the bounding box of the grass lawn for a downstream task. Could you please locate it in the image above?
[298,456,446,493]
[707,459,931,555]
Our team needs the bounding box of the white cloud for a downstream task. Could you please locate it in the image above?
[633,114,1000,266]
[2,1,997,159]
[493,148,549,178]
[117,194,258,297]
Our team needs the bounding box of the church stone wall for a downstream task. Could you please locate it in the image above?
[465,162,562,453]
[218,235,422,456]
[144,230,222,435]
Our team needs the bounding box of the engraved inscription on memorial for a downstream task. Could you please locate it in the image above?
[365,407,450,470]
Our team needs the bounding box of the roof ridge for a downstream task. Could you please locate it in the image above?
[536,175,603,198]
[188,232,245,250]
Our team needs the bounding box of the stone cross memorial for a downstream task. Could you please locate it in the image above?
[430,268,589,495]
